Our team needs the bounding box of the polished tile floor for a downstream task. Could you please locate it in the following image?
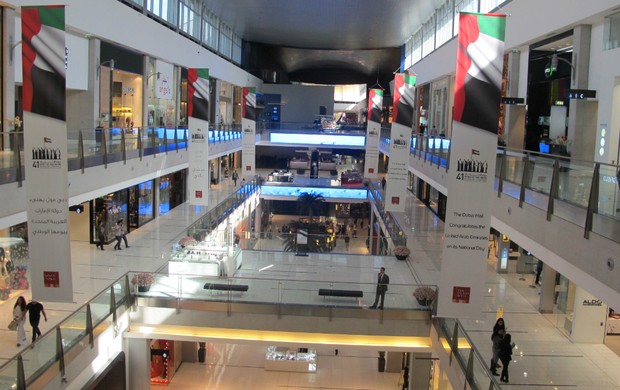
[0,169,619,389]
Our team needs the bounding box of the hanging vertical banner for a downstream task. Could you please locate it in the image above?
[22,5,73,302]
[438,12,506,319]
[363,88,383,179]
[155,59,174,100]
[385,73,415,212]
[242,87,256,178]
[188,68,210,206]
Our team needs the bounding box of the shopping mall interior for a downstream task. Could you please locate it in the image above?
[0,0,620,389]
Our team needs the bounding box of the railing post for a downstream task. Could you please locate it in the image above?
[445,138,451,172]
[184,128,188,151]
[13,132,23,187]
[121,129,127,164]
[519,152,530,208]
[174,127,179,152]
[56,327,66,383]
[424,136,428,162]
[102,128,108,168]
[584,163,600,239]
[78,130,85,173]
[465,348,474,389]
[450,321,458,365]
[152,129,157,158]
[110,284,117,327]
[164,128,168,155]
[498,148,506,197]
[547,159,560,221]
[86,303,94,347]
[16,355,26,390]
[430,138,435,167]
[138,127,143,160]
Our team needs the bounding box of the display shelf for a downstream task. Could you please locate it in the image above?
[264,346,316,372]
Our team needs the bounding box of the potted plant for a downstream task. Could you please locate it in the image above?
[131,272,155,292]
[413,286,436,306]
[393,245,411,260]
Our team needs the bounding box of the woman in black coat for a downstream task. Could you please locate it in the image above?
[498,333,515,383]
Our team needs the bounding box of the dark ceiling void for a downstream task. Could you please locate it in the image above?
[245,42,401,85]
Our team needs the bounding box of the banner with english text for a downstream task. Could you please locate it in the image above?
[23,5,73,302]
[437,12,506,319]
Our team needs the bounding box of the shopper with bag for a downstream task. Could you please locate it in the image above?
[12,296,27,347]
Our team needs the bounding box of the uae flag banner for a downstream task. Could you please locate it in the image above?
[188,68,210,206]
[385,74,415,213]
[438,13,505,319]
[188,68,209,121]
[242,87,256,178]
[363,89,383,179]
[22,6,73,302]
[22,5,66,121]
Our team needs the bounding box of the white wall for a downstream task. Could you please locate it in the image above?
[260,84,335,123]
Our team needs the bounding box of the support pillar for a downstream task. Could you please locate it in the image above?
[410,352,432,390]
[570,286,607,343]
[126,338,151,390]
[539,264,557,313]
[503,50,526,149]
[496,234,510,274]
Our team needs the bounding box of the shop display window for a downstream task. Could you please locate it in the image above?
[0,223,30,300]
[93,191,128,243]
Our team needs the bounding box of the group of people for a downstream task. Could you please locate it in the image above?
[12,296,47,347]
[96,219,130,251]
[490,318,515,383]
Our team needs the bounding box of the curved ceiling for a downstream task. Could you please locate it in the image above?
[201,0,444,84]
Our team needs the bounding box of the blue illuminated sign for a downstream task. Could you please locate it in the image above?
[270,133,365,147]
[260,186,367,200]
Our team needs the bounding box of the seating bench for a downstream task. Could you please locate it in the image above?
[318,288,363,298]
[204,283,249,292]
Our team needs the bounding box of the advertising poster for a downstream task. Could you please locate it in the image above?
[242,87,256,178]
[22,5,73,302]
[188,68,210,206]
[385,74,415,213]
[363,88,383,179]
[437,12,506,319]
[155,59,174,100]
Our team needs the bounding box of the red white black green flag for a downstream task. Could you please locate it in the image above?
[188,68,210,121]
[22,6,66,121]
[453,12,506,134]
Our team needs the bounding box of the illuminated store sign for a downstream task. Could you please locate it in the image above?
[270,133,365,147]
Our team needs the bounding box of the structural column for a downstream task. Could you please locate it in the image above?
[126,338,151,390]
[504,50,527,149]
[567,25,595,162]
[539,263,557,313]
[410,352,432,390]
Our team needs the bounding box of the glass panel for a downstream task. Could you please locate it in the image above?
[471,350,493,389]
[90,289,113,326]
[604,11,620,50]
[0,360,18,389]
[21,333,57,381]
[526,155,555,195]
[59,308,88,350]
[597,164,620,220]
[556,161,592,207]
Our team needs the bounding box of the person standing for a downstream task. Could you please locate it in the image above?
[13,296,27,347]
[26,300,47,343]
[96,219,106,250]
[490,328,504,375]
[370,267,389,309]
[498,333,515,383]
[232,170,238,186]
[534,260,543,286]
[113,220,123,250]
[381,177,386,190]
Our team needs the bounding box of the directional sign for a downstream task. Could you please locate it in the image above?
[501,97,524,105]
[567,89,596,99]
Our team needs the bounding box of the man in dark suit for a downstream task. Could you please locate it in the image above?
[370,267,389,309]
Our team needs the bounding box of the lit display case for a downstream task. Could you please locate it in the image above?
[264,346,317,372]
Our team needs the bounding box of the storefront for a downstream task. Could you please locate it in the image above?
[0,222,30,301]
[99,42,144,130]
[159,170,187,215]
[90,179,156,244]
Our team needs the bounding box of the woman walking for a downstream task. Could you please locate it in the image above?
[13,296,27,347]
